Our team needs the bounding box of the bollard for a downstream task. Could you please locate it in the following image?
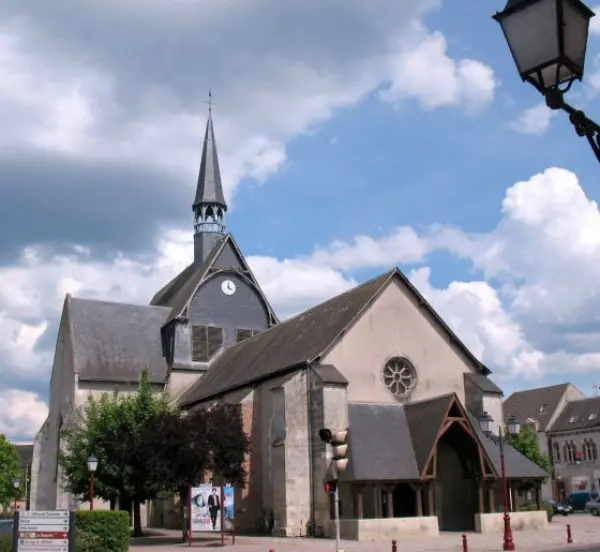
[462,533,468,552]
[567,523,573,544]
[392,540,397,552]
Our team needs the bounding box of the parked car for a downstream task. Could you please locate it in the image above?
[545,499,573,516]
[0,519,13,534]
[585,497,600,516]
[567,491,599,512]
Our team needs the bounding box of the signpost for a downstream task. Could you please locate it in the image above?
[13,510,75,552]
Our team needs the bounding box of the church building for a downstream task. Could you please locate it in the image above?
[30,110,549,540]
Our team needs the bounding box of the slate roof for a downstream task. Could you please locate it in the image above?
[69,297,170,384]
[14,443,33,464]
[341,396,549,482]
[341,403,420,481]
[404,394,455,475]
[465,410,550,479]
[548,397,600,433]
[312,364,348,385]
[193,113,227,210]
[179,270,394,404]
[465,373,503,395]
[180,267,492,405]
[150,235,224,317]
[503,383,570,431]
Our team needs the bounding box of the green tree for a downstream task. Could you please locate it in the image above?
[136,407,211,541]
[207,403,251,486]
[60,368,171,536]
[0,436,23,508]
[507,425,552,475]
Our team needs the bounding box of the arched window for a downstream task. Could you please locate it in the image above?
[584,439,598,462]
[564,441,577,463]
[553,442,561,463]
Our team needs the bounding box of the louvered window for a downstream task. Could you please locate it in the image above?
[191,325,223,362]
[236,328,261,344]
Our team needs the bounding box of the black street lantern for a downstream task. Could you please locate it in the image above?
[494,0,600,163]
[494,0,595,93]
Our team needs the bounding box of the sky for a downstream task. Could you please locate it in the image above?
[2,0,600,440]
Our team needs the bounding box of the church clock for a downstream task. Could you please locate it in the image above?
[221,279,237,296]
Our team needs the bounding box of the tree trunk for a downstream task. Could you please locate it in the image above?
[180,489,188,543]
[132,500,143,537]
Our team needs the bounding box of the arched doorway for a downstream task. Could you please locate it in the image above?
[435,422,480,531]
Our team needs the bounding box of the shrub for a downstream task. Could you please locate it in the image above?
[519,502,554,522]
[75,510,129,552]
[0,534,11,552]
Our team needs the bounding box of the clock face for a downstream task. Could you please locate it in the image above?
[221,279,237,296]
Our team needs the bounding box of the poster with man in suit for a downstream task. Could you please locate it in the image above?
[190,485,221,532]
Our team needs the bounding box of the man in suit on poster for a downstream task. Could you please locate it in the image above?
[208,487,221,530]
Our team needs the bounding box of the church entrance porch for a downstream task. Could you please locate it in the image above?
[332,393,549,541]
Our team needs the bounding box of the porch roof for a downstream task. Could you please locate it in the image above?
[340,396,549,482]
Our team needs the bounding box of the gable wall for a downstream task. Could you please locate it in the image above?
[31,300,76,510]
[322,278,475,405]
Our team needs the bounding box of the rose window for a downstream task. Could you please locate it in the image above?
[383,357,417,398]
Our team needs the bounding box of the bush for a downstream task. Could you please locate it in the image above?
[75,510,130,552]
[0,534,11,552]
[519,502,554,522]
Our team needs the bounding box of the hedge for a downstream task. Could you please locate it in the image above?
[0,534,11,552]
[75,510,130,552]
[519,502,554,522]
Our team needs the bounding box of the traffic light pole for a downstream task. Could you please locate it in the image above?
[333,466,341,552]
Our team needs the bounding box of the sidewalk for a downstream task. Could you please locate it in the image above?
[130,515,600,552]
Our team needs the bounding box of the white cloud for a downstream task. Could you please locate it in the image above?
[0,2,497,202]
[380,29,497,112]
[0,389,48,439]
[509,102,555,135]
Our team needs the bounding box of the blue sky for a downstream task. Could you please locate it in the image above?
[2,0,600,438]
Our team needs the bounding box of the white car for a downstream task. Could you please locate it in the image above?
[585,497,600,516]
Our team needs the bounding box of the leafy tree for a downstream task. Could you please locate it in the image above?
[136,407,211,541]
[507,425,552,476]
[0,436,23,508]
[60,368,171,536]
[207,403,251,486]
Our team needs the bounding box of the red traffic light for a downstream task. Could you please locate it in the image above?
[324,480,337,494]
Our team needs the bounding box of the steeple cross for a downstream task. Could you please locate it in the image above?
[204,90,216,114]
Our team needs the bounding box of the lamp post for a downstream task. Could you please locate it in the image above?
[12,477,20,510]
[479,412,521,551]
[87,455,98,511]
[493,0,600,162]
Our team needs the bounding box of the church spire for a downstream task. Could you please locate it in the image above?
[193,92,227,264]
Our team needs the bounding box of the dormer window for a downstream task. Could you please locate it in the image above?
[539,404,547,413]
[590,413,598,421]
[191,325,223,362]
[569,416,578,423]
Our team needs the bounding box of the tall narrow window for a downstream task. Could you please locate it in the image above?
[565,441,577,463]
[553,442,561,463]
[191,325,223,362]
[54,415,63,482]
[585,439,598,462]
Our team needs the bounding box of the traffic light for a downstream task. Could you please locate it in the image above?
[324,480,338,494]
[318,428,349,473]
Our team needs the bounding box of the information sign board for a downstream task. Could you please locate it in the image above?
[14,510,75,552]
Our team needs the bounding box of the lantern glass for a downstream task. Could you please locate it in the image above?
[478,411,494,434]
[495,0,594,90]
[87,455,98,473]
[506,415,521,436]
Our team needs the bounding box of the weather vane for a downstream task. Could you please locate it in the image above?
[204,90,216,114]
[594,383,599,396]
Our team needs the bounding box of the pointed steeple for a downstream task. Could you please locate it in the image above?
[193,94,227,264]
